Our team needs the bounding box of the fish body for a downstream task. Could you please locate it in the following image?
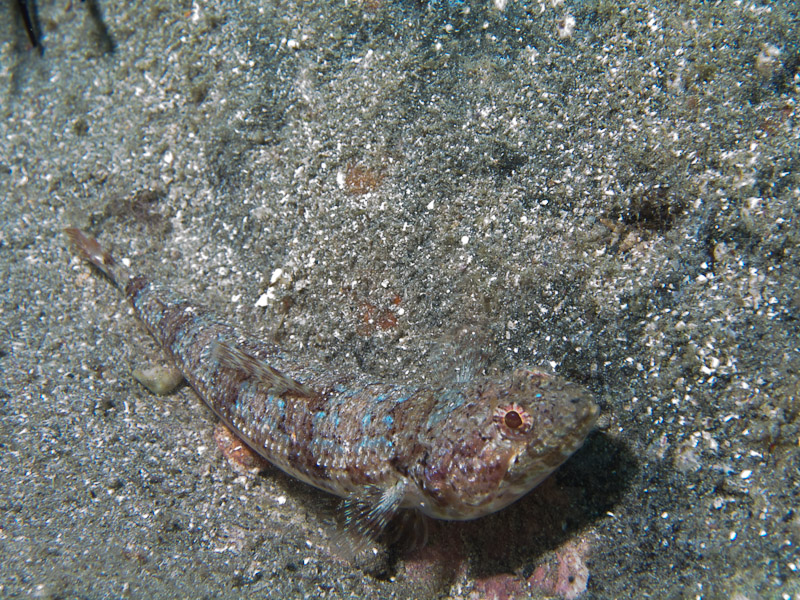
[66,228,598,539]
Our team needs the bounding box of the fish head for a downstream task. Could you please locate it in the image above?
[411,368,599,520]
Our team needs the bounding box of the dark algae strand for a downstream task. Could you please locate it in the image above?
[65,228,599,548]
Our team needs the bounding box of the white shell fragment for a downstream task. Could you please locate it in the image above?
[133,364,185,395]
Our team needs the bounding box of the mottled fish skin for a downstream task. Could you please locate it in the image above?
[66,228,599,536]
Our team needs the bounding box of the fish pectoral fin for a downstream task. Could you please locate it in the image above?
[211,341,315,398]
[336,479,407,557]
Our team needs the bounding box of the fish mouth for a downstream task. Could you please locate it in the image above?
[566,397,600,448]
[547,394,599,453]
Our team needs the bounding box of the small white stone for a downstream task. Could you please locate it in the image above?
[755,43,780,77]
[132,364,184,395]
[255,293,270,307]
[557,14,576,40]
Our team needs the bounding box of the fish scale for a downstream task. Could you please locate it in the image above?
[66,228,599,546]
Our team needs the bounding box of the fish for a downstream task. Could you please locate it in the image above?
[65,227,599,549]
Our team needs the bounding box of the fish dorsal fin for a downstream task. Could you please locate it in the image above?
[212,341,315,398]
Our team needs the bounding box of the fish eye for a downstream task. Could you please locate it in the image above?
[493,402,533,438]
[504,410,523,429]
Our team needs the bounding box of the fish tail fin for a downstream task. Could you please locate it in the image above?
[65,228,130,286]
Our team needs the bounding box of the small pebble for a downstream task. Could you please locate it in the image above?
[132,364,185,395]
